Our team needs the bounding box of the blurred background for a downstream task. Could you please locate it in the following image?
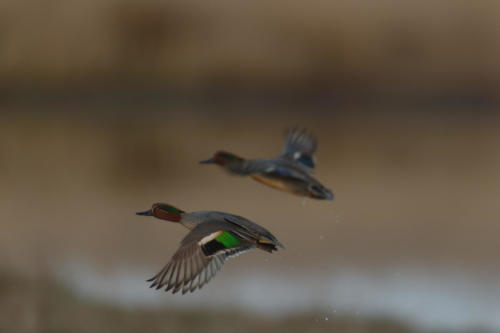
[1,0,500,332]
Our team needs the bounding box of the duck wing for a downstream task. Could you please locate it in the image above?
[147,222,254,294]
[280,128,317,172]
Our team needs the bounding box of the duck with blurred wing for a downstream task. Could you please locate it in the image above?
[200,128,334,200]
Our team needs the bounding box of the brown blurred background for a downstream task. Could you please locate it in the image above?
[1,1,500,332]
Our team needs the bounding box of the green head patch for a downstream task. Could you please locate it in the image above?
[157,203,184,214]
[220,153,239,160]
[215,151,243,162]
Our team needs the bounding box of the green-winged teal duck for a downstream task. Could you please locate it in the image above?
[200,128,334,200]
[137,203,283,294]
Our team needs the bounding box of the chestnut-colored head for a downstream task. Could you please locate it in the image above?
[136,203,185,222]
[199,151,243,166]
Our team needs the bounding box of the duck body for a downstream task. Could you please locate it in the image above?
[223,157,334,200]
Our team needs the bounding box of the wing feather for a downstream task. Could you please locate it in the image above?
[188,257,198,292]
[281,128,317,171]
[153,262,171,289]
[147,223,257,294]
[163,261,177,292]
[182,257,192,294]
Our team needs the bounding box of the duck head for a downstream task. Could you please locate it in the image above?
[199,151,243,166]
[136,203,185,222]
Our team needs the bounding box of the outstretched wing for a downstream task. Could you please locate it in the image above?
[280,128,317,172]
[147,223,253,294]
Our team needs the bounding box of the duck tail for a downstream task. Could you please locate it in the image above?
[309,184,334,200]
[256,235,284,253]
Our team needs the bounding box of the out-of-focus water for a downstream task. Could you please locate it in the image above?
[56,262,500,331]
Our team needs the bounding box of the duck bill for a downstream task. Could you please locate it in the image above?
[136,209,153,216]
[199,158,214,164]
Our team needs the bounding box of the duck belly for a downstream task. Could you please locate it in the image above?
[250,173,306,195]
